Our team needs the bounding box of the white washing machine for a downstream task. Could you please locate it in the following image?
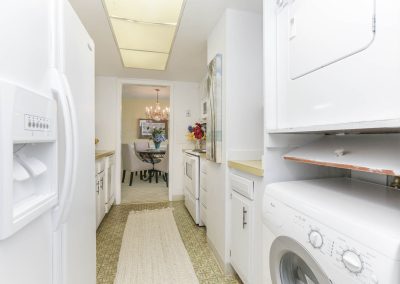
[262,178,400,284]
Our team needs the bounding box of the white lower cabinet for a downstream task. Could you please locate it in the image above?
[96,170,105,229]
[200,156,207,226]
[104,154,115,213]
[230,175,254,284]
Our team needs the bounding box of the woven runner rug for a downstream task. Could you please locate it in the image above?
[114,208,199,284]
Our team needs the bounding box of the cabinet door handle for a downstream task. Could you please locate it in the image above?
[96,181,99,194]
[100,179,103,190]
[242,207,248,229]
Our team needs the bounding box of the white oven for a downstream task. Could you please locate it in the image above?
[183,152,202,225]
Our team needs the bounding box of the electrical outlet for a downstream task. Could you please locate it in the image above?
[185,110,191,117]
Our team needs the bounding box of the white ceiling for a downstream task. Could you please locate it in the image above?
[69,0,262,82]
[122,85,170,99]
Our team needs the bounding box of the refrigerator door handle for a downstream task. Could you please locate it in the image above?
[58,73,79,226]
[51,70,79,230]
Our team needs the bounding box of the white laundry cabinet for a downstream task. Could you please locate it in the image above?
[229,173,255,284]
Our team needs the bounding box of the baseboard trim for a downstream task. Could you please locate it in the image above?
[171,194,184,201]
[206,236,235,276]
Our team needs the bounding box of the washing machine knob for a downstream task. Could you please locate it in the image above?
[342,250,363,274]
[308,230,323,249]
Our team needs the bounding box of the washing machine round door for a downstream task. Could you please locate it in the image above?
[270,236,331,284]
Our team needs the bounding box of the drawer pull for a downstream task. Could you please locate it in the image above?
[242,207,248,229]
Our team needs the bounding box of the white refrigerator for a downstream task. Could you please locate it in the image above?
[0,0,96,284]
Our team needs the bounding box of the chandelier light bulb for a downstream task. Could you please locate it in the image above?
[145,88,169,121]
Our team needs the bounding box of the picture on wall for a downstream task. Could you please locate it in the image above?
[138,119,168,139]
[206,54,222,163]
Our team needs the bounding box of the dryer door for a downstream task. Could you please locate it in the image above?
[269,236,331,284]
[277,0,375,80]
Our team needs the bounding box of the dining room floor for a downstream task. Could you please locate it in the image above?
[96,201,241,284]
[121,173,169,204]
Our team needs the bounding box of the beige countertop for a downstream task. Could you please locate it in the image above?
[228,160,264,177]
[95,150,115,160]
[183,149,207,159]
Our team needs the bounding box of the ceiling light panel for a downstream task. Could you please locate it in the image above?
[110,18,175,53]
[104,0,184,24]
[103,0,185,70]
[120,49,168,70]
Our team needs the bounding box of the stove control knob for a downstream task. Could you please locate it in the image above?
[342,250,363,274]
[308,230,323,249]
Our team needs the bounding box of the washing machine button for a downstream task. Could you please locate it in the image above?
[308,230,323,249]
[342,250,363,274]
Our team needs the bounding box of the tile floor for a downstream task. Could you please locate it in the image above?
[97,201,241,284]
[121,174,169,204]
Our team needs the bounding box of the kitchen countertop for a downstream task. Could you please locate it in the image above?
[228,160,264,177]
[95,150,115,160]
[183,149,207,159]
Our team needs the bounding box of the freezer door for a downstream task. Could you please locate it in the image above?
[277,0,375,79]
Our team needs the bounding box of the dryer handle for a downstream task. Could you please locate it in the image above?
[51,71,78,230]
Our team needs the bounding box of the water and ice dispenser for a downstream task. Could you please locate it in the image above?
[0,81,57,239]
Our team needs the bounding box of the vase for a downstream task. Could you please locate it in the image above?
[194,140,201,151]
[154,142,161,149]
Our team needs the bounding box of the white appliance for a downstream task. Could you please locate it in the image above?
[183,151,203,225]
[0,1,95,284]
[262,178,400,284]
[273,0,400,131]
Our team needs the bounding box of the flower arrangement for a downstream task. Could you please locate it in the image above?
[186,122,206,147]
[150,127,166,149]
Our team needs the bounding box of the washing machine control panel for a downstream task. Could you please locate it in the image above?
[289,211,381,284]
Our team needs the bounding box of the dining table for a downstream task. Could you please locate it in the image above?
[136,148,166,183]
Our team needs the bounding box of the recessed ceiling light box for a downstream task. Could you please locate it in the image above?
[103,0,185,70]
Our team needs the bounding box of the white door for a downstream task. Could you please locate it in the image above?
[269,236,330,284]
[278,0,376,79]
[57,1,96,284]
[230,191,252,283]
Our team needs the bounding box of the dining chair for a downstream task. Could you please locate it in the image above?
[154,144,169,187]
[133,140,153,163]
[121,143,153,186]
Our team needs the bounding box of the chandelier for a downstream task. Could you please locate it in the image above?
[145,88,170,121]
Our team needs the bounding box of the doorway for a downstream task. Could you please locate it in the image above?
[118,83,171,204]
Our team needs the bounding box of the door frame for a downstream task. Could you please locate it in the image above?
[114,78,175,204]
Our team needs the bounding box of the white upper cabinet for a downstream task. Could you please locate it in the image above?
[270,0,400,132]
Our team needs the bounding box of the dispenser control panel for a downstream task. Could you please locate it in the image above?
[13,86,57,142]
[24,115,51,131]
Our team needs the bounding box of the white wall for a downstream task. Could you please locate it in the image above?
[95,76,118,151]
[94,76,200,202]
[170,82,201,199]
[206,9,263,272]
